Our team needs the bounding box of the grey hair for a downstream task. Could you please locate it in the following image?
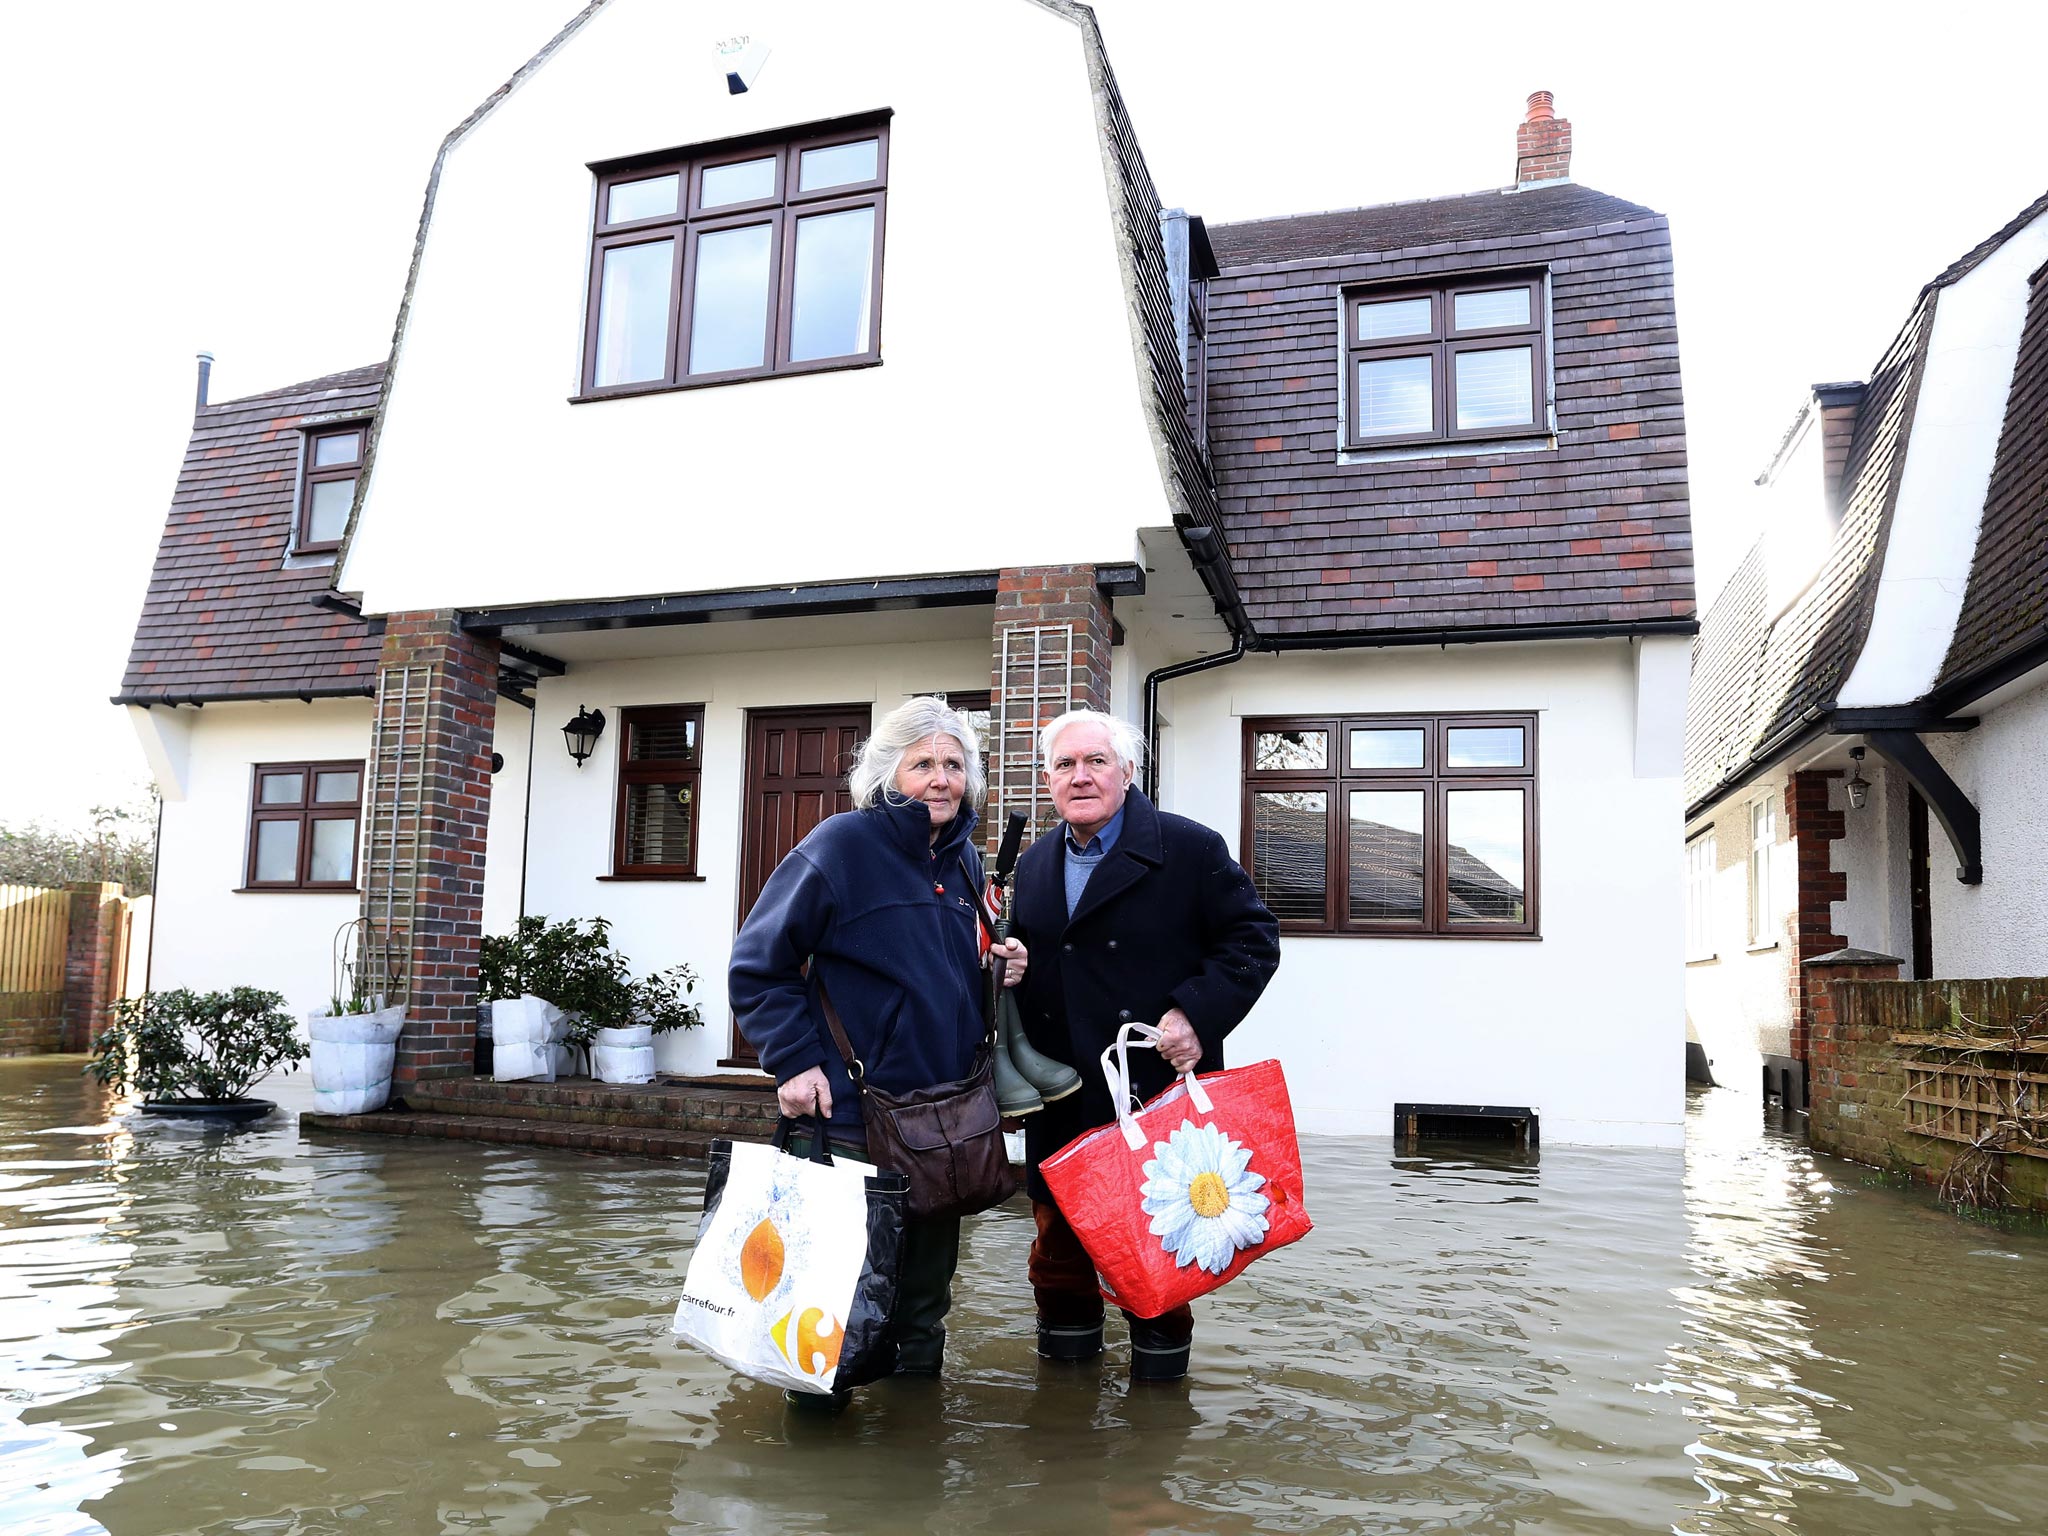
[849,695,986,810]
[1039,708,1145,778]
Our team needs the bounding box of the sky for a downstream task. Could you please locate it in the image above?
[3,0,2044,831]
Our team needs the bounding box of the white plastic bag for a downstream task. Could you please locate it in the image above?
[308,1005,405,1114]
[593,1024,656,1084]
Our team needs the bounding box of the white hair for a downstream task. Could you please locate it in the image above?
[1039,709,1145,777]
[849,695,986,810]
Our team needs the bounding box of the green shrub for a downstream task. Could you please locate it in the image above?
[479,916,702,1045]
[88,988,308,1103]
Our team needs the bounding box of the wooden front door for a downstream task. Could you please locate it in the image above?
[727,705,871,1064]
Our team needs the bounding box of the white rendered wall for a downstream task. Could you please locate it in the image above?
[1681,769,1797,1093]
[1835,759,1913,965]
[483,703,536,941]
[1156,639,1687,1148]
[137,700,373,1019]
[1926,675,2048,976]
[343,0,1168,615]
[505,628,990,1076]
[1838,209,2048,706]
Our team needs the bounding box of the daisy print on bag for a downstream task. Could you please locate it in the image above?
[1140,1120,1271,1274]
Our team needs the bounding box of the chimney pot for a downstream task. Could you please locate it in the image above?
[195,351,215,411]
[1524,90,1555,122]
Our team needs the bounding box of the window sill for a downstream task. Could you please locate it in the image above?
[570,356,882,405]
[597,873,708,883]
[1686,954,1719,967]
[1280,927,1542,941]
[234,887,360,895]
[1745,939,1780,953]
[1338,433,1555,468]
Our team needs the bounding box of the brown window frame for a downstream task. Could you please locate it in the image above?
[1343,275,1547,450]
[241,760,364,892]
[577,114,890,401]
[1241,713,1539,938]
[295,423,369,555]
[608,705,707,880]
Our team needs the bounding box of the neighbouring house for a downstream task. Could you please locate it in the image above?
[118,0,1696,1146]
[1682,191,2048,1105]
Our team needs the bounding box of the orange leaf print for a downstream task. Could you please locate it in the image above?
[740,1219,785,1301]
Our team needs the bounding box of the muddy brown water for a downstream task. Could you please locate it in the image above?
[3,1059,2046,1535]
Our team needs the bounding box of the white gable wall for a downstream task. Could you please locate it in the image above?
[1924,672,2048,976]
[342,0,1170,616]
[1160,637,1687,1148]
[1838,209,2048,706]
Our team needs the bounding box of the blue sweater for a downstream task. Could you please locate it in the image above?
[728,797,987,1129]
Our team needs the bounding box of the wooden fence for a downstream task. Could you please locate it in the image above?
[0,883,148,1056]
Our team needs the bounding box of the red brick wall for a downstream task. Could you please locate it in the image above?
[60,882,124,1052]
[1785,771,1848,1063]
[988,566,1115,846]
[373,612,499,1086]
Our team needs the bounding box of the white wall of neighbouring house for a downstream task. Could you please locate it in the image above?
[1154,636,1689,1149]
[1926,671,2048,977]
[132,699,373,1020]
[1835,759,1913,965]
[343,0,1170,616]
[1682,767,1797,1094]
[503,625,991,1077]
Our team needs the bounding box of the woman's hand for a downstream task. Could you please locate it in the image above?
[777,1065,833,1120]
[991,937,1028,987]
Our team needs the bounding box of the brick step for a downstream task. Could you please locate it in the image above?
[408,1075,779,1136]
[301,1106,720,1161]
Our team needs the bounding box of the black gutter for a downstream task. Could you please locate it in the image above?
[1142,636,1247,801]
[1685,704,1827,825]
[111,686,376,707]
[1927,625,2048,715]
[460,572,1002,636]
[1261,617,1699,652]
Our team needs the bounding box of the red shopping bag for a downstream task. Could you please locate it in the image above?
[1039,1024,1312,1319]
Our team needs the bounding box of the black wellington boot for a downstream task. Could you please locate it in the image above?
[1036,1320,1105,1361]
[1127,1317,1191,1383]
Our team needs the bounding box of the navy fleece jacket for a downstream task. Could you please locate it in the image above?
[728,797,987,1130]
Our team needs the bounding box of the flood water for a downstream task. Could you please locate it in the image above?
[3,1059,2046,1535]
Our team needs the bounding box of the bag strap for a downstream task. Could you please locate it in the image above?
[1101,1020,1214,1150]
[815,978,867,1085]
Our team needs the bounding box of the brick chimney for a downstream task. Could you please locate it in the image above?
[1514,91,1572,187]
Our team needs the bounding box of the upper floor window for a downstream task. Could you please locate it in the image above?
[1345,275,1545,449]
[1242,713,1539,938]
[298,424,366,555]
[243,761,362,891]
[581,116,889,398]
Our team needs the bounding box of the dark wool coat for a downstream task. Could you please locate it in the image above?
[1009,789,1281,1202]
[728,798,987,1132]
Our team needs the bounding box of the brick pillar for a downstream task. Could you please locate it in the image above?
[1803,947,1902,1152]
[60,881,123,1051]
[370,611,499,1086]
[988,565,1115,846]
[1784,770,1848,1066]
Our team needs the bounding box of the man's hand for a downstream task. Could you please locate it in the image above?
[991,937,1029,987]
[777,1065,833,1119]
[1156,1008,1202,1072]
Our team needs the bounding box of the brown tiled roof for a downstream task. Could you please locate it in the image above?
[1939,260,2048,693]
[1208,182,1659,268]
[1204,190,1695,637]
[1682,297,1932,812]
[117,366,384,704]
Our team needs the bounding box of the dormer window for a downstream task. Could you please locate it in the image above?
[297,424,365,555]
[579,115,889,399]
[1344,275,1546,449]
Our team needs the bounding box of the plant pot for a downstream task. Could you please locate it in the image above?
[592,1024,657,1084]
[142,1098,276,1123]
[308,1004,405,1115]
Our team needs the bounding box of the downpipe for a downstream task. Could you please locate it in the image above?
[1142,636,1248,803]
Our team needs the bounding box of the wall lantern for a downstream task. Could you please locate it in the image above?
[562,706,606,767]
[1845,746,1869,811]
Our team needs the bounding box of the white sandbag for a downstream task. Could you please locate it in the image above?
[490,996,566,1045]
[494,1040,556,1082]
[596,1024,654,1048]
[308,1004,404,1113]
[593,1042,657,1083]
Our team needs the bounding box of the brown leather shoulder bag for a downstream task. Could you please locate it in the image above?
[817,980,1016,1222]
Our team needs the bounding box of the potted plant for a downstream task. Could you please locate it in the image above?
[88,987,309,1122]
[478,916,702,1083]
[306,920,406,1114]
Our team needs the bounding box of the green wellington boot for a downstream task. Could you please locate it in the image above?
[998,987,1081,1101]
[993,1011,1045,1116]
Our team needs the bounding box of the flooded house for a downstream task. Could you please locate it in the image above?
[115,0,1696,1147]
[1682,191,2048,1104]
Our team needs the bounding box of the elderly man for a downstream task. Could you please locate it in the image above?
[1009,708,1280,1382]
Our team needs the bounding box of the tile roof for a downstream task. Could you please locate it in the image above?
[1682,296,1933,813]
[1939,260,2048,693]
[117,366,384,705]
[1204,191,1695,638]
[1208,182,1660,269]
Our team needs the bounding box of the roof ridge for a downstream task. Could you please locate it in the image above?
[1208,180,1655,233]
[204,362,386,409]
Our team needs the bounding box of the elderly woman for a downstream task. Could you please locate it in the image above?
[728,694,1025,1387]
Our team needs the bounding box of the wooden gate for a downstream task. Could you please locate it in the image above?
[1,885,72,1054]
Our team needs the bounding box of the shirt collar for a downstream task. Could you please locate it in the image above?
[1064,802,1126,857]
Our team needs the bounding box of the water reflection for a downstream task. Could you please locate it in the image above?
[3,1059,2047,1534]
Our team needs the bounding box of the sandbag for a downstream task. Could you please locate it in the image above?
[308,1004,404,1114]
[490,995,567,1045]
[593,1025,656,1084]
